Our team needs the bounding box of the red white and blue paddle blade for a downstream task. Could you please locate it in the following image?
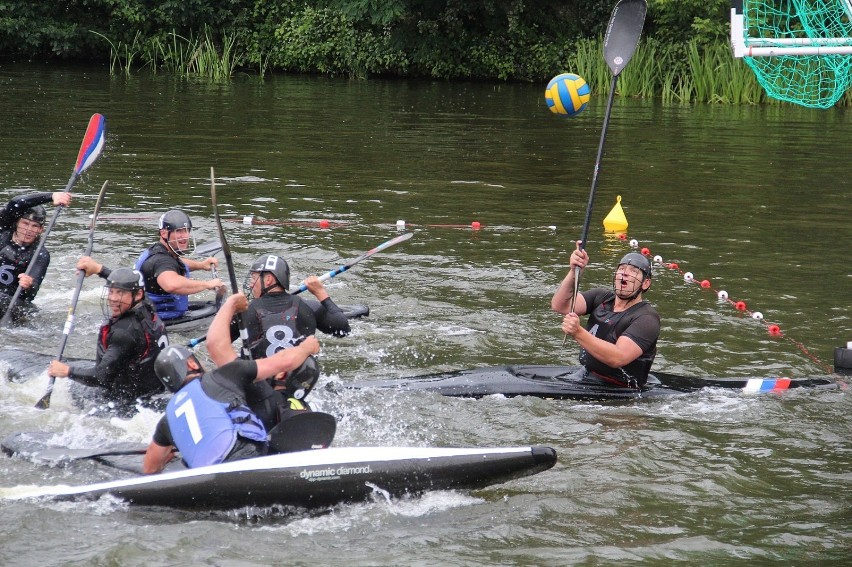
[74,113,106,175]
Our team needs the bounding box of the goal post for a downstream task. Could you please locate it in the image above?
[730,0,852,107]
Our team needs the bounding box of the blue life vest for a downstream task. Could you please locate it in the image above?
[135,248,189,320]
[166,379,267,468]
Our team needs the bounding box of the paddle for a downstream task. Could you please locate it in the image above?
[1,113,107,328]
[185,232,413,348]
[268,411,336,453]
[193,239,225,309]
[563,0,646,345]
[195,239,223,258]
[27,445,149,465]
[21,412,335,464]
[288,231,413,294]
[210,166,252,359]
[34,180,110,410]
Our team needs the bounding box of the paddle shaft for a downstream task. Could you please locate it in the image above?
[563,0,646,345]
[186,232,413,348]
[33,447,149,464]
[35,181,110,410]
[288,232,413,294]
[210,167,252,359]
[1,114,105,327]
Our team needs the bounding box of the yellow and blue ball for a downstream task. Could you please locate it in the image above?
[545,73,590,117]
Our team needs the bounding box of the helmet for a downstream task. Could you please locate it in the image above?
[20,205,47,226]
[106,268,144,293]
[249,254,290,290]
[154,346,201,392]
[618,252,652,280]
[158,210,192,232]
[273,356,319,400]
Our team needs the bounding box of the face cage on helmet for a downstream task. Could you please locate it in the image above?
[612,267,648,301]
[162,228,196,258]
[243,269,283,300]
[100,285,141,320]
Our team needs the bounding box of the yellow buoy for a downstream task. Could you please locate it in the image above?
[603,195,628,232]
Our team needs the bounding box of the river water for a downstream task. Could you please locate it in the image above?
[0,63,849,565]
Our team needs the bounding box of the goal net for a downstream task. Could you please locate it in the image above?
[730,0,852,107]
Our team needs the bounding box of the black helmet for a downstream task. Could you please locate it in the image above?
[249,254,290,290]
[158,210,192,232]
[618,252,652,280]
[21,205,47,226]
[154,346,201,392]
[106,268,144,293]
[274,356,319,400]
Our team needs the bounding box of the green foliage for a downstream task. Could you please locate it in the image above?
[646,0,729,44]
[0,0,848,106]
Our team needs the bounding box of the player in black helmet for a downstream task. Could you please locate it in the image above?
[551,241,660,388]
[48,265,169,413]
[0,191,72,322]
[142,296,320,474]
[133,209,224,320]
[221,254,349,429]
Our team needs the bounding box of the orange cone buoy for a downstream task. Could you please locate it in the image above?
[603,195,628,232]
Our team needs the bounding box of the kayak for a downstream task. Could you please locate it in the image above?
[0,301,370,383]
[1,432,557,509]
[346,364,842,400]
[163,299,370,333]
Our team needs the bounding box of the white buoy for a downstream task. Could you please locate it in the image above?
[653,255,662,264]
[752,312,763,320]
[629,239,639,248]
[396,220,406,230]
[242,215,254,225]
[717,290,728,300]
[683,272,694,282]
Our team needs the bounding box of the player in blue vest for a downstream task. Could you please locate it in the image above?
[142,292,320,473]
[134,209,224,320]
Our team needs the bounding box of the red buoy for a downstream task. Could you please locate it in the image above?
[319,219,330,229]
[735,301,747,311]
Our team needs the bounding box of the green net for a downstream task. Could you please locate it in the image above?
[742,0,852,108]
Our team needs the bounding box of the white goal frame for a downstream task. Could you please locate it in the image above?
[731,0,852,57]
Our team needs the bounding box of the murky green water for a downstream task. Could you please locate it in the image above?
[0,63,849,565]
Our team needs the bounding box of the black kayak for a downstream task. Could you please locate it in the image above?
[346,365,842,400]
[163,299,370,332]
[1,431,557,509]
[0,301,370,384]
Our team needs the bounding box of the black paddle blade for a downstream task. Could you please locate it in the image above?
[603,0,647,77]
[195,239,223,258]
[268,411,336,454]
[33,388,53,410]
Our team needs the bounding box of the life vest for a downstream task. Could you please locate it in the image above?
[135,248,189,320]
[166,379,267,468]
[0,240,35,296]
[98,301,168,390]
[248,299,302,359]
[581,297,656,388]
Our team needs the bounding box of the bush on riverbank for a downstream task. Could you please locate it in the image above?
[1,0,848,106]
